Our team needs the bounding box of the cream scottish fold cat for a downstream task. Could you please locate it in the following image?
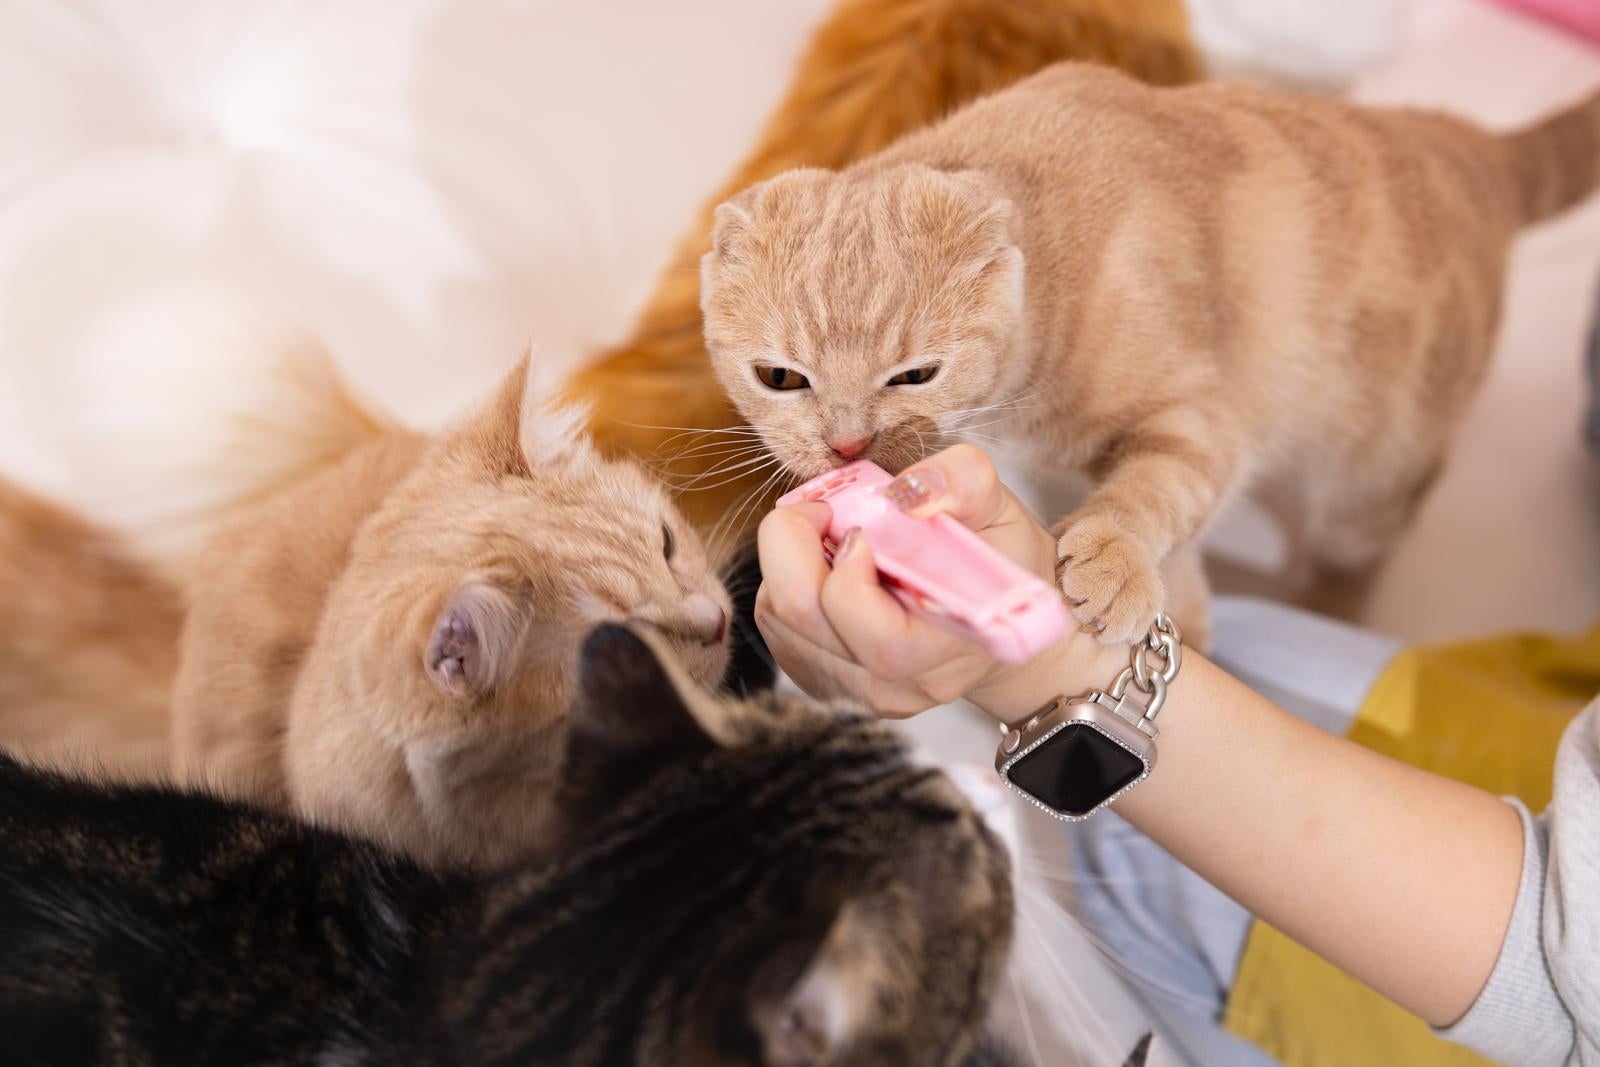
[701,62,1600,643]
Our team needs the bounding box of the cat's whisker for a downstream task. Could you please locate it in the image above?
[664,440,771,463]
[1016,842,1183,889]
[1015,905,1129,1066]
[675,455,784,494]
[611,421,766,449]
[936,386,1051,436]
[956,429,1048,461]
[1019,882,1227,1015]
[1014,909,1098,1058]
[653,456,775,489]
[944,429,1053,476]
[945,436,1043,475]
[609,418,764,437]
[708,463,793,560]
[1008,969,1047,1067]
[644,447,762,484]
[650,445,774,486]
[662,447,772,478]
[1016,858,1175,890]
[940,414,1023,437]
[665,450,775,478]
[727,465,791,538]
[705,477,769,562]
[934,396,1036,425]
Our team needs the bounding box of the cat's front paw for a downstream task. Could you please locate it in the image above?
[1055,516,1163,645]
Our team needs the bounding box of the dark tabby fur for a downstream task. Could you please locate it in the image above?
[0,625,1015,1067]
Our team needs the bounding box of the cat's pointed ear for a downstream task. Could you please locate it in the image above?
[424,581,529,698]
[556,625,741,823]
[751,898,912,1067]
[515,347,596,474]
[567,624,736,753]
[470,352,596,475]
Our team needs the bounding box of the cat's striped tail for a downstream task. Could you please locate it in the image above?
[39,281,387,585]
[0,284,385,778]
[1502,87,1600,227]
[44,281,385,582]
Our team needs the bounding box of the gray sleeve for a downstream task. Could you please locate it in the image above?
[1437,704,1600,1067]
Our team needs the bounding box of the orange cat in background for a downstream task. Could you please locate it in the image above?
[701,63,1600,644]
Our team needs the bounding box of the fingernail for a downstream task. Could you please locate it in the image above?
[884,467,946,512]
[837,527,863,559]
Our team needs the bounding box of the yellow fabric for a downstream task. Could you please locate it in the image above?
[1223,625,1600,1067]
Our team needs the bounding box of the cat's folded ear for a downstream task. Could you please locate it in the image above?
[931,168,1019,256]
[926,169,1025,321]
[424,581,530,698]
[557,624,739,820]
[709,198,757,262]
[707,168,834,265]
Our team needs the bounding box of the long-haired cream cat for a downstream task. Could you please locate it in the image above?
[701,61,1600,643]
[172,358,732,868]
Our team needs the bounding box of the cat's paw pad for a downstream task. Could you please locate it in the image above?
[1055,517,1163,645]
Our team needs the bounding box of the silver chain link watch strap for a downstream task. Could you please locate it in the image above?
[994,614,1183,821]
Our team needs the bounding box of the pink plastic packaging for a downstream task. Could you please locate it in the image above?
[1489,0,1600,43]
[776,461,1068,664]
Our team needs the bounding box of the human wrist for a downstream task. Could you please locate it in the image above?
[968,630,1134,723]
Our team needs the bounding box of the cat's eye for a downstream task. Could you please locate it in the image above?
[887,364,940,387]
[755,365,810,391]
[662,522,676,562]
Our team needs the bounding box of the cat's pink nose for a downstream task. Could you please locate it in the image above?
[706,607,728,646]
[827,434,874,460]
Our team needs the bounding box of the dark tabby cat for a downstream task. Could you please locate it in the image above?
[0,624,1016,1067]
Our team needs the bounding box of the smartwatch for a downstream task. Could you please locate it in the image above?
[994,614,1182,821]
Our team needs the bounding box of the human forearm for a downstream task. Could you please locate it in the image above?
[981,645,1524,1027]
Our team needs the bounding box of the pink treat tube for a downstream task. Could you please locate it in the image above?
[777,461,1068,664]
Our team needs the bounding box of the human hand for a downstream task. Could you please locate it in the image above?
[754,445,1127,721]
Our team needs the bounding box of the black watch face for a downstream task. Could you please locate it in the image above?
[1006,721,1146,817]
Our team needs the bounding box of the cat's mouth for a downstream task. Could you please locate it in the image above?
[796,425,931,479]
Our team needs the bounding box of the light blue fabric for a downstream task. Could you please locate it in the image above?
[1065,596,1402,1067]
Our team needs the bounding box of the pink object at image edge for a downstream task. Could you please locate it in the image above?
[1488,0,1600,41]
[776,461,1068,664]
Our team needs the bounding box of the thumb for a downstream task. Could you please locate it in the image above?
[884,444,1012,532]
[830,525,878,582]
